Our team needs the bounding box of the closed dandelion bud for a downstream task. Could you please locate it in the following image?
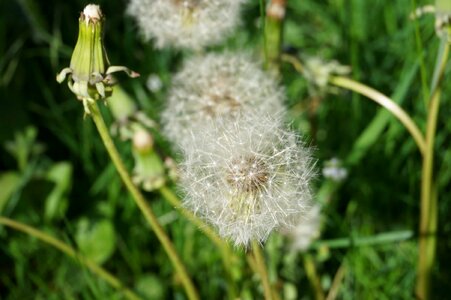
[127,0,246,49]
[57,4,139,114]
[180,115,315,247]
[162,52,285,148]
[133,129,154,154]
[132,130,166,191]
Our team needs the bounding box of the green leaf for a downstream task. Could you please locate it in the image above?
[44,162,72,221]
[75,218,116,264]
[135,274,166,300]
[0,171,20,213]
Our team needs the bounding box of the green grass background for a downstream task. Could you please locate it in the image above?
[0,0,450,299]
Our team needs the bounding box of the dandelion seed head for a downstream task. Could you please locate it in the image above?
[162,52,286,148]
[146,74,163,92]
[127,0,246,49]
[180,115,315,247]
[282,204,321,252]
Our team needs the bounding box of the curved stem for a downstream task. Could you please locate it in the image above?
[88,102,199,300]
[416,38,449,300]
[328,76,426,156]
[251,241,274,300]
[0,217,141,300]
[159,186,225,249]
[158,185,238,299]
[281,54,426,155]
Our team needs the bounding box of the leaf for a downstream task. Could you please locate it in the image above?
[75,218,116,264]
[44,162,72,221]
[0,171,20,213]
[135,274,166,300]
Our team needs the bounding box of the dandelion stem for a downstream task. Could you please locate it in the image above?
[264,0,287,71]
[159,185,224,249]
[416,37,449,300]
[88,102,199,300]
[328,76,426,156]
[304,254,325,300]
[281,53,426,155]
[158,185,239,299]
[260,0,269,66]
[326,263,346,300]
[0,217,141,300]
[251,241,274,300]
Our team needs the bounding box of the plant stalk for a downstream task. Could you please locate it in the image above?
[0,217,141,300]
[88,102,199,300]
[264,0,287,71]
[281,54,426,155]
[158,185,238,299]
[328,76,426,156]
[251,241,274,300]
[416,38,449,300]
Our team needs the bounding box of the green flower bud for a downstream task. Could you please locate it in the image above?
[57,4,139,114]
[132,130,165,191]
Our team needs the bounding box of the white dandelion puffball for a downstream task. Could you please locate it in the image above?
[180,115,315,247]
[162,52,286,148]
[283,204,321,252]
[127,0,246,49]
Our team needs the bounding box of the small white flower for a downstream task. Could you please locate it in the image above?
[127,0,246,49]
[283,204,321,252]
[180,115,315,247]
[162,52,286,148]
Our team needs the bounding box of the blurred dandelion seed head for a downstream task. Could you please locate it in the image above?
[127,0,246,49]
[162,52,285,148]
[322,157,348,182]
[283,204,321,252]
[180,115,315,247]
[303,56,350,96]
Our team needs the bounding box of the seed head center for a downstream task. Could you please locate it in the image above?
[226,156,269,194]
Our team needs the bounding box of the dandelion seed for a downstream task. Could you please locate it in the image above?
[162,52,286,148]
[180,115,315,247]
[127,0,246,49]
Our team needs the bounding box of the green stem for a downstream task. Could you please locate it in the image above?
[259,0,269,66]
[251,241,274,300]
[312,230,413,249]
[158,185,238,299]
[159,186,225,249]
[411,0,431,108]
[416,38,449,300]
[264,0,286,71]
[281,54,426,155]
[88,102,199,300]
[0,217,141,300]
[326,263,346,300]
[328,76,426,156]
[304,254,325,300]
